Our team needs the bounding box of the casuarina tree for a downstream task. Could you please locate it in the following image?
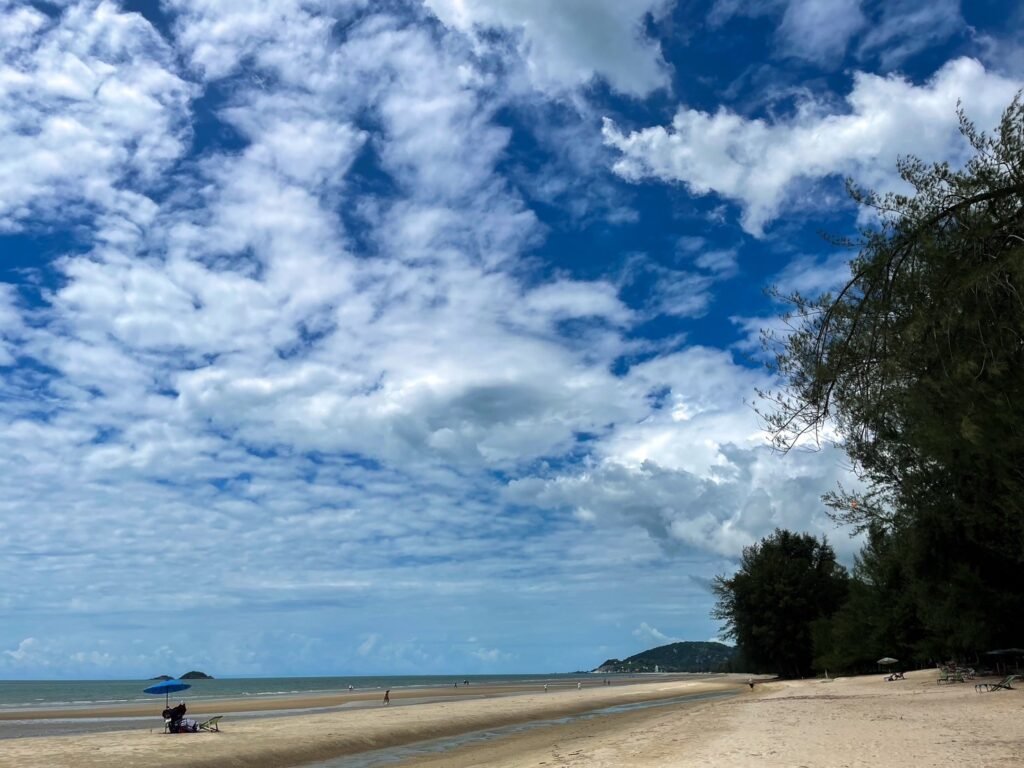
[758,97,1024,656]
[712,529,848,678]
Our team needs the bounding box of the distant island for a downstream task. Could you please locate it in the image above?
[594,641,738,673]
[148,671,214,680]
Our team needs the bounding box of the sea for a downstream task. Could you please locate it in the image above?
[0,673,605,712]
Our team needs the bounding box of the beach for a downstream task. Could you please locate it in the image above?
[0,671,1019,767]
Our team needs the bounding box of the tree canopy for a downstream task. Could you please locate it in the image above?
[756,96,1024,662]
[712,529,848,678]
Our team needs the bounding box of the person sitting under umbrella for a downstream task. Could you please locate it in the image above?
[162,701,198,732]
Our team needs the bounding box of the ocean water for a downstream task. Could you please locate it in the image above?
[0,674,608,712]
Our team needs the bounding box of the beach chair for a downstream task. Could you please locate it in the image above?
[199,716,223,732]
[937,670,963,684]
[974,675,1018,692]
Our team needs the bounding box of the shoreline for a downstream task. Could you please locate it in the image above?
[0,678,742,767]
[395,668,1024,768]
[2,670,1018,768]
[0,673,715,722]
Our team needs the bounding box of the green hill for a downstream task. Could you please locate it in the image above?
[179,670,214,679]
[594,641,737,673]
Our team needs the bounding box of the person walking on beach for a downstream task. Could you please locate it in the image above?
[544,684,548,692]
[577,682,581,690]
[383,689,390,705]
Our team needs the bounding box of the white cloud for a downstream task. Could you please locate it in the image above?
[3,637,37,663]
[358,634,379,656]
[632,622,680,646]
[773,251,853,297]
[709,0,962,69]
[167,0,350,82]
[424,0,672,95]
[510,444,861,560]
[471,646,511,663]
[0,284,23,366]
[777,0,865,64]
[604,57,1023,234]
[0,0,873,677]
[857,0,963,70]
[0,5,677,677]
[693,249,738,277]
[0,0,194,230]
[507,346,864,560]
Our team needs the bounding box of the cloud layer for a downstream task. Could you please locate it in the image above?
[2,0,1010,677]
[604,57,1022,234]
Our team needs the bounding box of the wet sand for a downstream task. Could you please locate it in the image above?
[4,670,1017,768]
[396,669,1024,768]
[0,677,739,767]
[0,676,701,723]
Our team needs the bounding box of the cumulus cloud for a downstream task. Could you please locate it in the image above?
[510,445,861,560]
[0,0,193,230]
[424,0,672,95]
[0,1,679,676]
[632,622,680,646]
[507,346,864,560]
[0,284,24,366]
[604,57,1023,234]
[471,646,512,663]
[0,0,875,676]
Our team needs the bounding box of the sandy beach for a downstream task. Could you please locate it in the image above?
[400,669,1024,768]
[1,671,1020,767]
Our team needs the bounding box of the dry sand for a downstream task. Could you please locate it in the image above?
[401,669,1024,768]
[1,670,1020,768]
[0,678,736,767]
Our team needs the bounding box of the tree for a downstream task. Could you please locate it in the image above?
[760,96,1024,655]
[712,529,848,678]
[813,525,924,672]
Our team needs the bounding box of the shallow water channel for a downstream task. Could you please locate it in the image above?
[305,689,737,768]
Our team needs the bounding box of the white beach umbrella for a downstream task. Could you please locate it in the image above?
[877,657,898,665]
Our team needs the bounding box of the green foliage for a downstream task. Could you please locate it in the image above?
[712,529,848,678]
[179,670,214,679]
[594,641,738,673]
[813,526,924,671]
[758,95,1024,662]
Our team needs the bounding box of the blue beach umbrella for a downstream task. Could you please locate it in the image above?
[144,679,192,706]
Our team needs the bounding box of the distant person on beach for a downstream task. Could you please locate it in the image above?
[577,682,581,690]
[544,684,548,692]
[383,689,390,705]
[748,678,754,690]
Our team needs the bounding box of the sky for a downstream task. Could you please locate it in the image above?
[1,0,1022,680]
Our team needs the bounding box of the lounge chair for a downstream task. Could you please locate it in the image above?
[974,675,1019,692]
[937,670,964,684]
[199,716,223,732]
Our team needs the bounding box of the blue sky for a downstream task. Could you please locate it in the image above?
[1,0,1021,679]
